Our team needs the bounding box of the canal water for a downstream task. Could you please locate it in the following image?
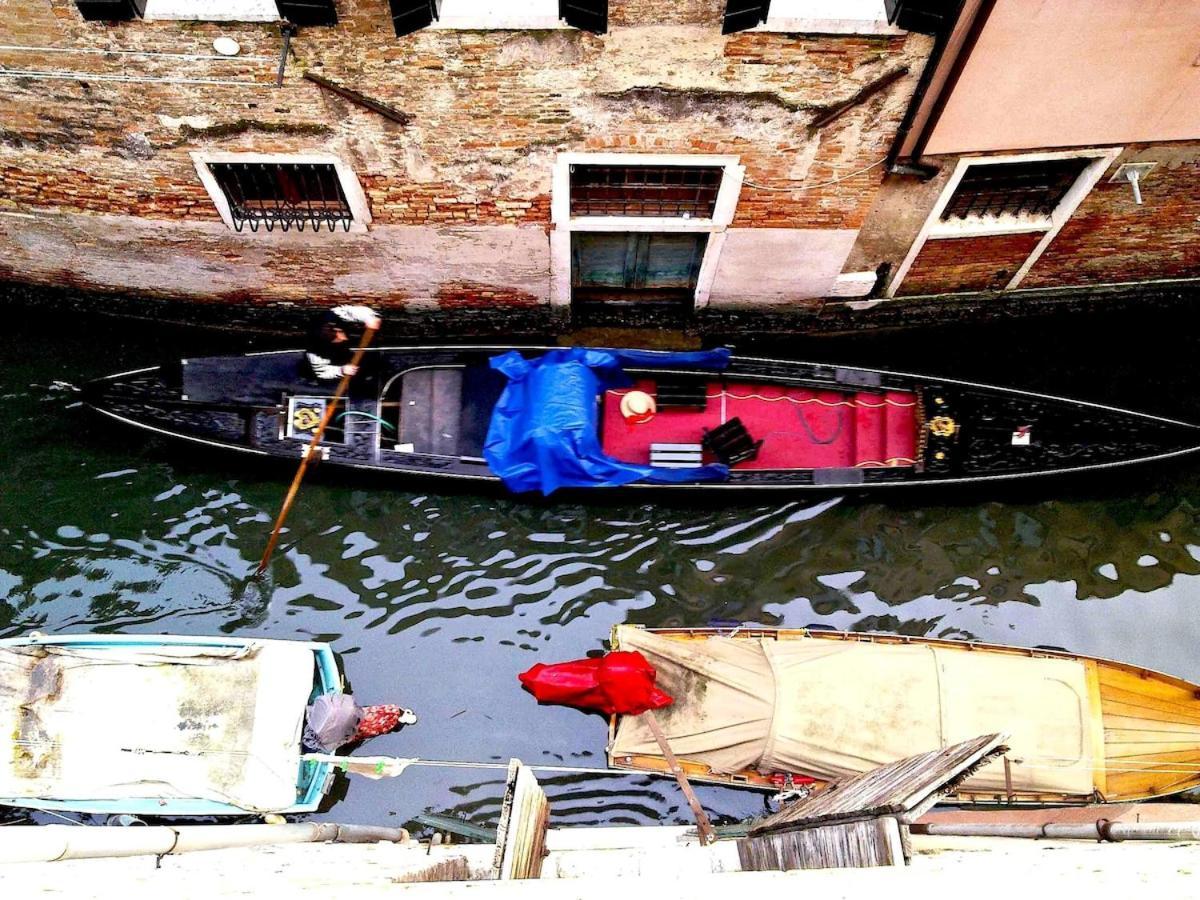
[2,303,1200,831]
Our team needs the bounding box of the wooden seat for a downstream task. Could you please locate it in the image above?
[650,442,704,468]
[398,367,463,455]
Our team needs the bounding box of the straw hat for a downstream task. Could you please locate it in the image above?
[620,390,657,424]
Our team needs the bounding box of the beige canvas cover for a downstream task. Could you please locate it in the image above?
[611,628,1094,795]
[0,642,315,812]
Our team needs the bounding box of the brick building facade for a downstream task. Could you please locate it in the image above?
[0,0,1197,329]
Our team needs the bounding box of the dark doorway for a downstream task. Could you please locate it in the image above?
[570,232,707,315]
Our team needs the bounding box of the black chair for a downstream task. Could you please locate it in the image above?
[702,417,762,466]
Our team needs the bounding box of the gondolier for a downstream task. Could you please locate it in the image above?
[305,304,382,381]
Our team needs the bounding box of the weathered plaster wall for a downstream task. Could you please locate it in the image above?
[0,213,551,307]
[708,228,858,306]
[0,0,932,311]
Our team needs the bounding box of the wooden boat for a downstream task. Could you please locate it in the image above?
[607,625,1200,805]
[84,345,1200,494]
[0,633,341,816]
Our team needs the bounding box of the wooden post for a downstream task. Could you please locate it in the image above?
[643,710,717,846]
[255,325,377,576]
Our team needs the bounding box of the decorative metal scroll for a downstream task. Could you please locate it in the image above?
[208,162,354,233]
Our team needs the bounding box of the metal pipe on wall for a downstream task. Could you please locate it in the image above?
[0,824,410,865]
[913,820,1200,842]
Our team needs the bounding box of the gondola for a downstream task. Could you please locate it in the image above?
[84,345,1200,495]
[606,625,1200,805]
[0,633,341,816]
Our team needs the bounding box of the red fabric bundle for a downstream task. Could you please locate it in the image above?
[519,651,674,716]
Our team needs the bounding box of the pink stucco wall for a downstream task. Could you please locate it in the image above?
[925,0,1200,155]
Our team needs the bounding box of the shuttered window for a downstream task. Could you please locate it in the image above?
[388,0,437,36]
[570,165,723,218]
[941,158,1091,222]
[276,0,337,25]
[559,0,607,34]
[723,0,771,33]
[74,0,145,20]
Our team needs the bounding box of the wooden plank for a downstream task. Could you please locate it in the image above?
[1100,696,1200,726]
[1104,744,1200,758]
[1099,684,1200,721]
[1085,661,1108,798]
[750,734,1007,834]
[738,818,906,871]
[492,760,549,880]
[1098,665,1200,704]
[1104,716,1200,736]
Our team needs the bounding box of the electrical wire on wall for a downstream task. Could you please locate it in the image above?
[742,156,888,192]
[0,42,274,86]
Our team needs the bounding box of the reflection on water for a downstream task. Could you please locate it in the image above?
[2,309,1200,830]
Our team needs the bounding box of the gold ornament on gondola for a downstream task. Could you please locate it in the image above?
[928,416,958,438]
[292,407,322,432]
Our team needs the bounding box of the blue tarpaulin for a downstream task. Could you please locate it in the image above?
[484,347,731,495]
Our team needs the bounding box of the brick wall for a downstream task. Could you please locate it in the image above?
[895,232,1044,296]
[872,143,1200,300]
[1022,147,1200,288]
[0,0,932,309]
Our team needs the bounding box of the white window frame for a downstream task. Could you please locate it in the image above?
[887,148,1121,298]
[429,0,567,30]
[191,152,373,235]
[550,152,745,310]
[753,0,902,35]
[142,0,279,21]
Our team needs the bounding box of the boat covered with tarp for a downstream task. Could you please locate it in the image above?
[0,633,341,816]
[84,344,1200,495]
[606,625,1200,805]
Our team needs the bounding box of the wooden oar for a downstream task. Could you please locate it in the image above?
[643,709,717,846]
[255,324,378,577]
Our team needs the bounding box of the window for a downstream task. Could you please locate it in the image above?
[434,0,561,29]
[551,153,745,311]
[886,149,1121,298]
[76,0,144,21]
[569,166,723,219]
[940,158,1093,223]
[141,0,279,21]
[75,0,337,24]
[725,0,900,34]
[192,153,373,234]
[388,0,606,34]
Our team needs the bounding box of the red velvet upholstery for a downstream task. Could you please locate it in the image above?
[601,379,917,470]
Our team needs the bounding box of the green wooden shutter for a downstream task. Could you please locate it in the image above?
[571,233,707,304]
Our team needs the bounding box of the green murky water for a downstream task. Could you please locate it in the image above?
[2,303,1199,829]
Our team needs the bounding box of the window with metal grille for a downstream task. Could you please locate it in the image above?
[207,162,354,233]
[569,165,723,218]
[941,158,1091,222]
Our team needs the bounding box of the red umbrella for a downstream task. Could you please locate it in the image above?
[518,651,673,716]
